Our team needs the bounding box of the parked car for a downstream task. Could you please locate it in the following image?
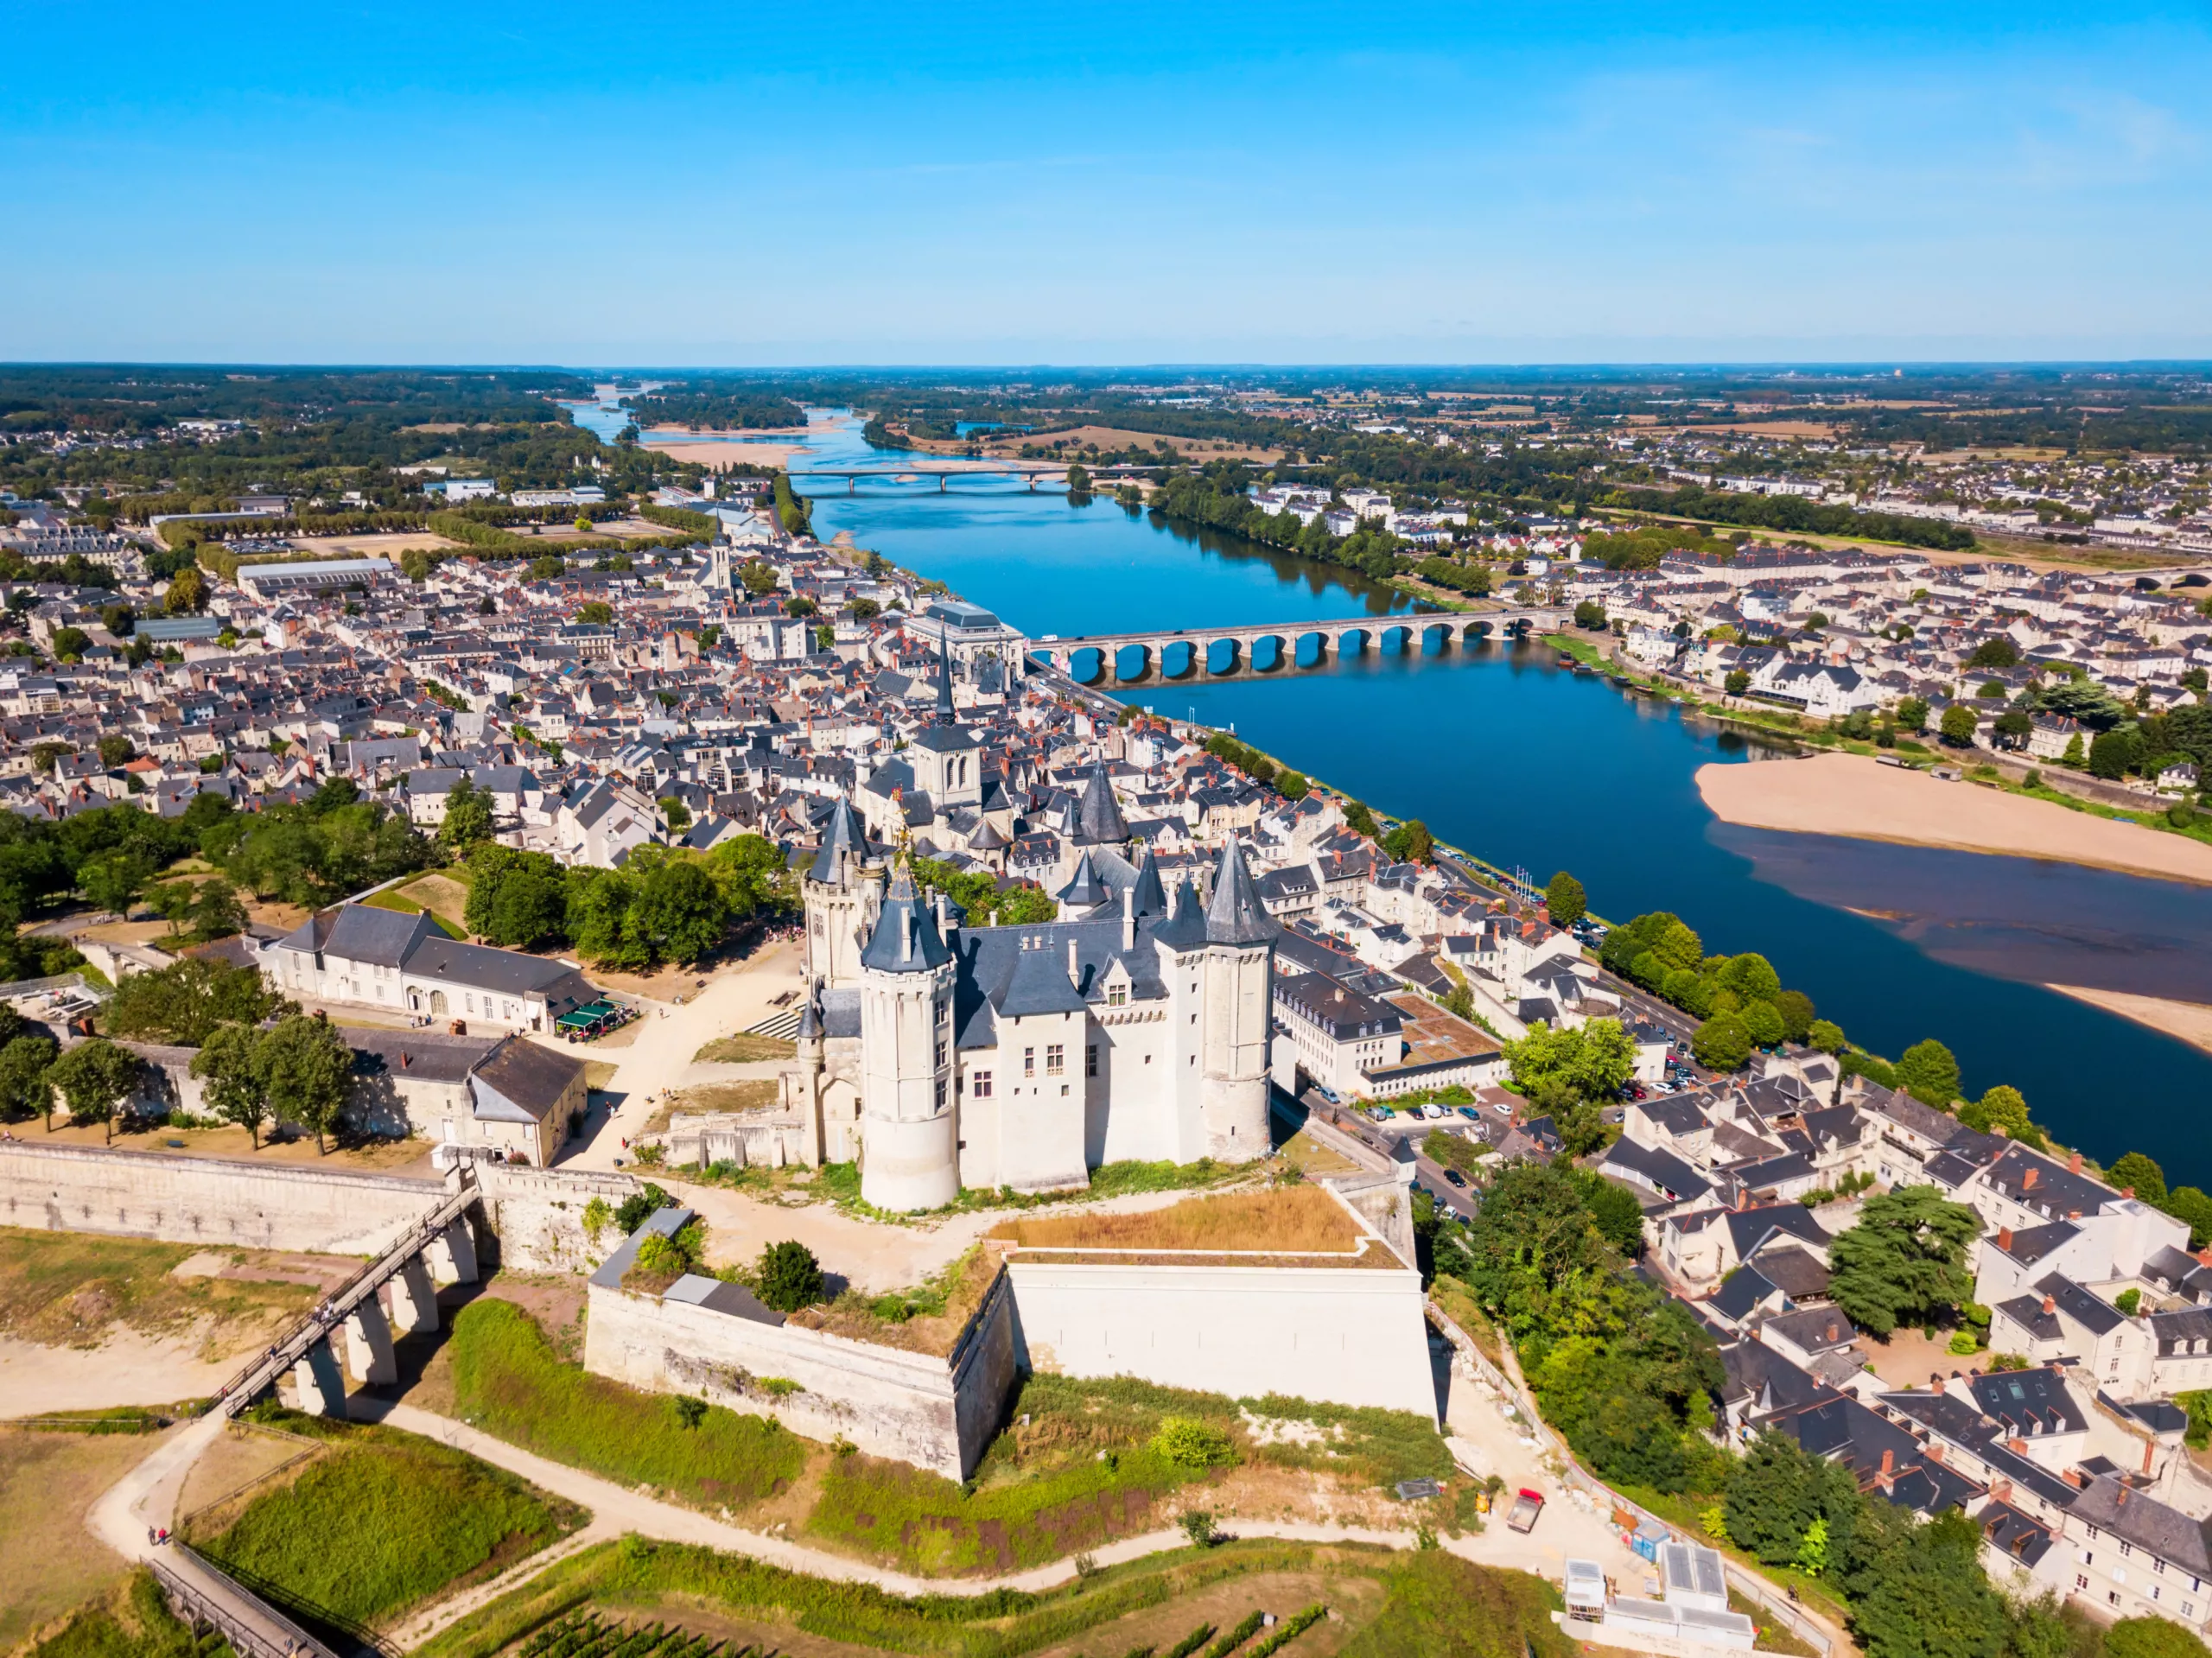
[1442,1168,1468,1188]
[1367,1106,1393,1124]
[1421,1102,1447,1120]
[1457,1105,1482,1121]
[1506,1489,1545,1534]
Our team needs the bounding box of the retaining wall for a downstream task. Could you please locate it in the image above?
[0,1140,442,1255]
[1007,1256,1437,1419]
[582,1267,1019,1479]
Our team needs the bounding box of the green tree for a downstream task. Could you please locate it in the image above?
[2061,732,2086,766]
[0,1033,58,1127]
[784,595,817,617]
[1939,703,1978,746]
[1827,1185,1981,1337]
[528,554,565,581]
[1896,696,1929,734]
[162,565,207,613]
[2090,727,2143,779]
[1740,1000,1786,1049]
[1066,462,1092,493]
[1274,769,1310,801]
[1381,819,1435,863]
[1342,800,1378,838]
[96,734,135,768]
[659,796,692,833]
[1772,989,1815,1043]
[995,884,1059,924]
[1894,1038,1961,1107]
[1501,1019,1636,1108]
[1807,1018,1847,1053]
[1544,871,1587,927]
[632,859,729,964]
[257,1014,353,1154]
[2107,1152,2169,1207]
[739,560,780,596]
[1968,637,2020,669]
[187,878,248,942]
[78,848,154,915]
[438,777,494,849]
[1692,1012,1752,1070]
[1573,600,1606,629]
[1724,669,1751,696]
[103,956,293,1047]
[1716,952,1782,1003]
[49,1038,142,1143]
[2105,1617,2212,1658]
[576,600,613,625]
[1957,1083,2042,1148]
[755,1240,824,1312]
[190,1022,269,1148]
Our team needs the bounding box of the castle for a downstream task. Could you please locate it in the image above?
[785,770,1281,1211]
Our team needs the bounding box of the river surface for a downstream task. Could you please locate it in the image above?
[613,407,2212,1177]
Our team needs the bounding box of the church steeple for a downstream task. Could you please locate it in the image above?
[934,641,956,725]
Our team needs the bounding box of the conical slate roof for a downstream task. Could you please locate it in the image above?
[860,860,952,974]
[1204,839,1278,947]
[797,981,823,1040]
[1071,759,1128,847]
[934,643,956,724]
[1058,849,1110,909]
[1128,846,1167,918]
[1150,874,1209,950]
[808,796,876,886]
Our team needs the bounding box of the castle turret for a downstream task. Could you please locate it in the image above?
[803,796,882,989]
[1196,839,1278,1159]
[857,860,960,1211]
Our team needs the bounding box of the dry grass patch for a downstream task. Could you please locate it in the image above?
[989,1185,1363,1256]
[792,1246,1005,1356]
[0,1226,320,1354]
[0,1427,161,1648]
[693,1032,798,1064]
[642,1079,779,1135]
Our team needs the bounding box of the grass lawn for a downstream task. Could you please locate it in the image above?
[17,1570,224,1658]
[0,1428,169,1649]
[364,886,466,939]
[183,1406,584,1638]
[0,1226,317,1350]
[416,1535,1568,1658]
[809,1372,1456,1577]
[987,1186,1361,1255]
[692,1032,798,1064]
[447,1299,805,1514]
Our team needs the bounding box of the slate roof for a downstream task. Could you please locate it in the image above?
[469,1038,587,1124]
[860,861,952,975]
[1204,838,1277,946]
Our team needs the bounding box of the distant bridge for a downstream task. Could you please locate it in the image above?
[1026,607,1571,686]
[788,462,1157,494]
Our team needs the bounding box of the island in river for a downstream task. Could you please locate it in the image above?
[1700,751,2212,1056]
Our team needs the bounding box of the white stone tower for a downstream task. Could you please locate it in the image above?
[857,860,960,1211]
[1195,840,1278,1160]
[803,796,882,991]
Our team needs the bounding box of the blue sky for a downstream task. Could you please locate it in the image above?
[4,2,2209,364]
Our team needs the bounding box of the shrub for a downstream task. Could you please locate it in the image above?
[614,1183,672,1234]
[756,1239,826,1312]
[1153,1418,1236,1470]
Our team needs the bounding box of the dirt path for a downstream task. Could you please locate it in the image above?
[0,1331,245,1418]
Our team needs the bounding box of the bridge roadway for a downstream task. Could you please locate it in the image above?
[789,461,1157,493]
[1024,607,1570,683]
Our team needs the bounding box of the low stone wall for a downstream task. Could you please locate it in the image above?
[583,1267,1019,1480]
[0,1140,638,1272]
[0,1140,442,1255]
[1006,1255,1438,1420]
[474,1163,635,1274]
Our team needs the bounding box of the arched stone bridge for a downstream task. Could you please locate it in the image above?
[1026,607,1570,685]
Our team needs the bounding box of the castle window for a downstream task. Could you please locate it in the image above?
[935,1039,947,1067]
[1024,1047,1035,1077]
[972,1071,993,1097]
[936,1080,946,1108]
[1108,984,1127,1007]
[1046,1045,1065,1076]
[1086,1045,1098,1077]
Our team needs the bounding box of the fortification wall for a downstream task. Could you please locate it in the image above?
[582,1268,1017,1479]
[474,1163,635,1274]
[0,1142,639,1272]
[1006,1258,1437,1420]
[0,1140,442,1255]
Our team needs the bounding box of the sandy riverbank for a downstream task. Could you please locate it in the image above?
[1696,753,2212,886]
[2049,985,2212,1056]
[643,431,814,468]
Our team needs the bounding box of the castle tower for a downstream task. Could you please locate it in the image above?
[803,796,883,990]
[1196,840,1278,1160]
[791,981,827,1166]
[856,860,959,1211]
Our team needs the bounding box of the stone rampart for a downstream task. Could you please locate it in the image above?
[583,1267,1018,1479]
[0,1140,442,1255]
[474,1163,635,1274]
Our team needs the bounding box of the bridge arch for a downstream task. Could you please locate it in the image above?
[1205,637,1242,677]
[1066,645,1106,684]
[1160,638,1198,679]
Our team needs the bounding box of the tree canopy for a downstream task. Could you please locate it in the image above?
[1827,1185,1981,1338]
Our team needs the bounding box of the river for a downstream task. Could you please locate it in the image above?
[596,404,2212,1179]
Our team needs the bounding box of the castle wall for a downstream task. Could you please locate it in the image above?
[0,1140,633,1272]
[582,1266,1019,1478]
[1006,1257,1437,1420]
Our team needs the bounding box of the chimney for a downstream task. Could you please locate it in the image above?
[2198,1248,2212,1268]
[1879,1448,1895,1478]
[1998,1226,2013,1252]
[1067,938,1080,987]
[2023,1168,2039,1191]
[2042,1294,2056,1314]
[400,1050,410,1070]
[2117,1485,2130,1508]
[2122,1186,2136,1200]
[1122,883,1135,950]
[2069,1153,2083,1174]
[2009,1437,2027,1455]
[1993,1478,2012,1504]
[2145,1439,2157,1475]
